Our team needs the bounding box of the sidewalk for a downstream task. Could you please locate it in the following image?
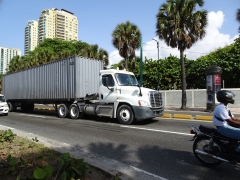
[165,106,240,113]
[162,106,240,120]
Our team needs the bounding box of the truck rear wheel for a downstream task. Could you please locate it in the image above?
[8,102,16,112]
[69,104,79,119]
[117,105,135,125]
[58,104,69,118]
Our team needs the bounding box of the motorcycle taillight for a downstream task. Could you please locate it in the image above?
[190,130,196,134]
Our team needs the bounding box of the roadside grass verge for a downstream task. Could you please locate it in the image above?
[0,129,122,180]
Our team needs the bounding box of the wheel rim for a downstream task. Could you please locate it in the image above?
[59,106,65,116]
[119,108,130,122]
[195,139,221,164]
[70,106,77,117]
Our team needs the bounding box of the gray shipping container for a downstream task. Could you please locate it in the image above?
[2,56,103,102]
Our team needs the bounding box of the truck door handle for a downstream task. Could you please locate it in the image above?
[101,94,103,99]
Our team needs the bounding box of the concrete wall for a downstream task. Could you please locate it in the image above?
[160,89,240,108]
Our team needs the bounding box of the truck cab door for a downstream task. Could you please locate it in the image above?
[99,74,117,103]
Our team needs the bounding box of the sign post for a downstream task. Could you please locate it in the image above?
[205,65,222,112]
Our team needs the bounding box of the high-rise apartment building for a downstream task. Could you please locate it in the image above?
[38,8,78,43]
[24,8,78,54]
[24,20,39,55]
[0,47,21,74]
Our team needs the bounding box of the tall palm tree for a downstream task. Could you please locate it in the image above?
[156,0,207,110]
[237,8,240,33]
[112,21,141,70]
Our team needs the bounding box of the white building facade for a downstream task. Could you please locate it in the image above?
[0,47,21,74]
[24,20,39,55]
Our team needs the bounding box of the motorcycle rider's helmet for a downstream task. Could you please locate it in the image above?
[216,90,235,104]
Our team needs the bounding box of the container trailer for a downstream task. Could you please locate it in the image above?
[2,56,164,124]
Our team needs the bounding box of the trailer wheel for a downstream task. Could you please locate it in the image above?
[117,105,135,125]
[58,104,69,118]
[8,102,16,112]
[69,104,79,119]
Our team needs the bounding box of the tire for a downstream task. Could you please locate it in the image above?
[193,137,222,167]
[58,104,69,118]
[117,105,135,125]
[8,102,16,112]
[69,104,79,119]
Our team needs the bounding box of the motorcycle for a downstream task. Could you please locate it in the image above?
[188,124,240,167]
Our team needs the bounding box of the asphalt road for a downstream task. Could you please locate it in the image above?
[0,109,239,180]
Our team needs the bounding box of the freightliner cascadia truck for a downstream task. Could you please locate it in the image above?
[2,56,164,125]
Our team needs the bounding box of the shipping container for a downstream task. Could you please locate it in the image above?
[2,56,103,102]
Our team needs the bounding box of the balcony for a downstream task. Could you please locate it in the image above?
[56,15,65,20]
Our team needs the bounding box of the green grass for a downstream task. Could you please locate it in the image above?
[0,129,121,180]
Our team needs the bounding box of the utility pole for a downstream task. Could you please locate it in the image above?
[140,36,143,86]
[153,38,160,90]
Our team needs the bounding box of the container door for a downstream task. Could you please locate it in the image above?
[99,74,117,103]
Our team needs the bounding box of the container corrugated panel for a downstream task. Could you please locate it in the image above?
[2,56,103,101]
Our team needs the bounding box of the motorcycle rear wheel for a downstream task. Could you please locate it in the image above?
[193,137,222,167]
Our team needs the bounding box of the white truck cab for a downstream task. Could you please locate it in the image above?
[97,69,164,124]
[0,94,9,116]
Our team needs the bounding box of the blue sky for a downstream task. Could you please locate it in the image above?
[0,0,239,65]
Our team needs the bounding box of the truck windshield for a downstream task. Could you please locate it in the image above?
[115,73,138,86]
[0,96,6,102]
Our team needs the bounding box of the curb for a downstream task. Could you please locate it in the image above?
[160,113,213,121]
[34,108,55,111]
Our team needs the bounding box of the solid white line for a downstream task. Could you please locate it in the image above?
[0,125,15,130]
[19,114,46,118]
[121,125,193,136]
[129,165,168,180]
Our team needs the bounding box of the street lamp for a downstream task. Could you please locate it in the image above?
[152,38,159,60]
[153,38,160,90]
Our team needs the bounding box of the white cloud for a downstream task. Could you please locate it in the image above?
[108,11,239,66]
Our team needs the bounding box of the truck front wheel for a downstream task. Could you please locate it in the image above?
[69,104,79,119]
[58,104,69,118]
[117,105,135,125]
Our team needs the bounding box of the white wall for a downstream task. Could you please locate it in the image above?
[160,89,240,108]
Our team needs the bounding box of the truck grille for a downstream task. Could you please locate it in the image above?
[149,91,163,107]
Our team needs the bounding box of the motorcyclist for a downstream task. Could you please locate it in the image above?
[213,90,240,154]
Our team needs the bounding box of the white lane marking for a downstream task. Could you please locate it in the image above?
[129,165,168,180]
[0,125,15,130]
[121,125,193,136]
[19,114,46,118]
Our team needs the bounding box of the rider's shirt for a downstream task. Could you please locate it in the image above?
[213,103,232,127]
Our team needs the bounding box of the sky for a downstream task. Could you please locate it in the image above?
[0,0,239,67]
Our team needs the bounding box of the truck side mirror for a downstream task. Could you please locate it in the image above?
[106,77,114,92]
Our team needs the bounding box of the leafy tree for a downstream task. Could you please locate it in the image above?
[156,0,208,109]
[112,21,141,70]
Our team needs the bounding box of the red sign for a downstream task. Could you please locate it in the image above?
[214,74,221,85]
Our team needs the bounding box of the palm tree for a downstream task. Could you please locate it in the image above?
[237,8,240,33]
[117,56,139,70]
[85,44,109,67]
[156,0,207,110]
[8,55,23,73]
[112,21,141,70]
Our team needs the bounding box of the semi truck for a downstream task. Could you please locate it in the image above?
[2,56,164,124]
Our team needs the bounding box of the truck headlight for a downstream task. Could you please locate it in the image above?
[138,100,150,107]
